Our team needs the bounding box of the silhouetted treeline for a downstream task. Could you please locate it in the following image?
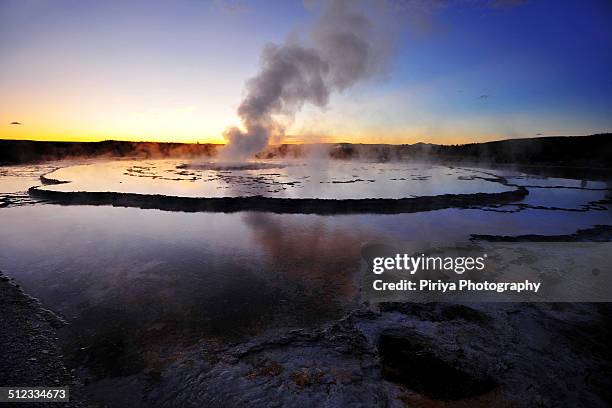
[1,134,610,169]
[0,140,218,164]
[262,134,611,168]
[398,133,611,167]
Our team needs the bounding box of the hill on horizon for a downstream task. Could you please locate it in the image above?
[1,134,610,171]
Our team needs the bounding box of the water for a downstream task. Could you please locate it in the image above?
[0,159,610,386]
[40,159,513,198]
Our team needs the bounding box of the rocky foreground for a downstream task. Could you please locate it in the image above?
[0,271,85,407]
[143,302,611,408]
[2,268,611,408]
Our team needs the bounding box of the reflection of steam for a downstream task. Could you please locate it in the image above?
[220,0,392,161]
[244,212,367,303]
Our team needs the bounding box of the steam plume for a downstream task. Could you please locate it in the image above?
[220,0,391,161]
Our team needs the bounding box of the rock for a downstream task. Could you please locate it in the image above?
[0,270,86,407]
[378,328,497,400]
[380,303,491,324]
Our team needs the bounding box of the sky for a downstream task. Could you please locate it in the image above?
[0,0,611,145]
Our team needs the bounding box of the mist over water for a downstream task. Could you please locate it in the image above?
[219,0,393,161]
[38,160,517,199]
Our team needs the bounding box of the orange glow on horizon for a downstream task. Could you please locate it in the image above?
[0,100,559,147]
[0,129,514,146]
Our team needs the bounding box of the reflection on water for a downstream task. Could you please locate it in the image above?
[1,205,610,361]
[0,160,610,388]
[0,206,379,379]
[41,160,513,199]
[244,213,368,302]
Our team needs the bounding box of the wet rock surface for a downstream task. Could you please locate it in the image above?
[28,160,612,215]
[29,162,532,215]
[83,302,609,408]
[0,271,85,407]
[0,164,57,207]
[28,186,529,215]
[472,224,612,242]
[4,277,610,408]
[33,161,518,199]
[0,191,43,207]
[378,328,497,400]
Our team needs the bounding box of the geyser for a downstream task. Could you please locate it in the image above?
[219,0,392,161]
[179,162,288,171]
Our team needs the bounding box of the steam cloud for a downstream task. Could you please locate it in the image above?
[220,0,391,161]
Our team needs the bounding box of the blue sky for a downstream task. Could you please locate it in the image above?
[1,0,611,143]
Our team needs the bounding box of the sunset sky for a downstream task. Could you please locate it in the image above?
[1,0,611,145]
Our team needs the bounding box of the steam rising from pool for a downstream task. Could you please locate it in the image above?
[218,0,393,162]
[179,161,288,171]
